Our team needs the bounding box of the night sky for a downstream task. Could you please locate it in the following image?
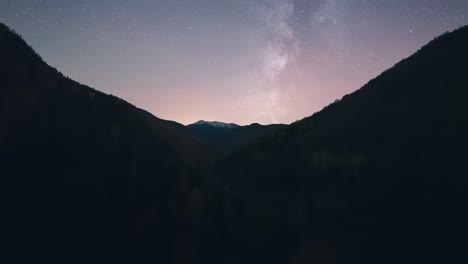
[1,1,467,125]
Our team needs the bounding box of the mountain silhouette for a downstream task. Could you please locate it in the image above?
[0,22,216,263]
[186,121,286,154]
[191,120,240,128]
[2,20,468,264]
[214,26,468,263]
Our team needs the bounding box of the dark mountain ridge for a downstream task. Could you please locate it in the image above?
[2,20,468,264]
[0,22,216,263]
[186,120,286,154]
[214,26,468,263]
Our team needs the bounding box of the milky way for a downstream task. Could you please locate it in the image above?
[0,0,467,124]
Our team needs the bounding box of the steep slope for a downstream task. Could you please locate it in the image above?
[214,26,468,263]
[0,23,215,263]
[187,121,286,154]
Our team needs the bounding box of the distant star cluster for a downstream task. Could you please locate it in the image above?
[1,0,467,124]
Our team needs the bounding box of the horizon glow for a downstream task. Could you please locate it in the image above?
[1,0,467,125]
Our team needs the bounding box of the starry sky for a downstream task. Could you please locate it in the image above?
[1,0,467,125]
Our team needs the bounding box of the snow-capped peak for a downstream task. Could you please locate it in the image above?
[190,120,240,128]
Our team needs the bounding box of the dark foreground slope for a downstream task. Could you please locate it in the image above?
[0,23,216,263]
[214,27,468,263]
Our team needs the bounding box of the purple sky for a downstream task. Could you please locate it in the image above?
[1,0,467,125]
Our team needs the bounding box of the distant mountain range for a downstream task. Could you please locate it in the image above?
[186,120,286,154]
[1,21,468,263]
[190,120,240,128]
